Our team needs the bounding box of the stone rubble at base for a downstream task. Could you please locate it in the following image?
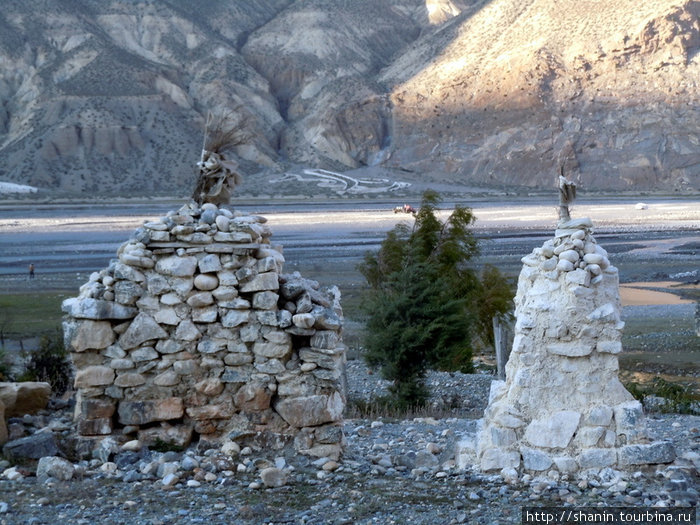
[62,201,346,460]
[457,217,676,475]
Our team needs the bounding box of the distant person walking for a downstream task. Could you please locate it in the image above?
[28,263,35,279]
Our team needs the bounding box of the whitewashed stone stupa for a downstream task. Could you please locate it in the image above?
[460,178,675,475]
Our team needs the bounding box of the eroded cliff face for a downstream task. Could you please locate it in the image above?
[0,0,697,196]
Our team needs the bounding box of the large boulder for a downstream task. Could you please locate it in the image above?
[0,382,51,417]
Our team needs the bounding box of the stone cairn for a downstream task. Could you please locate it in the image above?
[62,201,346,460]
[458,177,675,476]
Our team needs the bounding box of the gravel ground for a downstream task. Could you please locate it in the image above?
[0,362,698,525]
[344,360,494,418]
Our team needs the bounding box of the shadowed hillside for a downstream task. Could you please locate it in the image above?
[382,0,700,191]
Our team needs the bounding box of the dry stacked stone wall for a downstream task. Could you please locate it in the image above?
[62,202,346,459]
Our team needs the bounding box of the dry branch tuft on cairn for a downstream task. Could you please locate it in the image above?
[192,109,250,205]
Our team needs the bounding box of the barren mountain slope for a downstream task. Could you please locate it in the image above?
[0,0,469,196]
[0,0,296,195]
[0,0,697,196]
[382,0,700,191]
[240,0,420,168]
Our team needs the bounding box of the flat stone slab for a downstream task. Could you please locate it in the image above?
[618,441,675,465]
[524,411,581,449]
[62,298,137,320]
[547,342,594,357]
[3,432,59,461]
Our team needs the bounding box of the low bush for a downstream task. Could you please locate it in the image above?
[625,377,699,414]
[0,348,12,381]
[18,331,73,395]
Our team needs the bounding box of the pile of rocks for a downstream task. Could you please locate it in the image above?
[0,404,697,524]
[464,218,675,475]
[520,217,612,285]
[61,201,346,460]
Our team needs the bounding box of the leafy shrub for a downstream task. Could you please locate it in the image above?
[359,190,513,407]
[150,439,186,453]
[625,381,645,401]
[18,331,73,395]
[625,377,699,414]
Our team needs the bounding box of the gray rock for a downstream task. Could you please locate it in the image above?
[194,274,219,291]
[221,310,250,328]
[3,431,59,461]
[93,437,120,463]
[119,313,168,350]
[260,467,287,487]
[200,209,217,225]
[480,448,520,471]
[490,426,516,447]
[252,291,279,310]
[239,272,279,292]
[156,256,198,277]
[181,455,199,471]
[553,456,578,473]
[586,405,613,426]
[520,447,553,471]
[279,279,306,300]
[614,401,645,443]
[414,450,439,469]
[114,281,144,305]
[274,392,344,428]
[524,411,581,449]
[310,331,340,350]
[577,448,617,469]
[36,456,74,482]
[118,398,184,425]
[311,307,342,330]
[618,441,675,465]
[314,424,343,444]
[62,298,137,320]
[295,292,313,314]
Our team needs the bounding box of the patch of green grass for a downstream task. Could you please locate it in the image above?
[0,291,68,339]
[620,313,698,376]
[624,376,699,414]
[346,395,464,420]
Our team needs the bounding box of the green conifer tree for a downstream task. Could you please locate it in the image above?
[359,190,512,407]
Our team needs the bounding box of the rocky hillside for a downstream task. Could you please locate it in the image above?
[383,0,700,192]
[0,0,697,197]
